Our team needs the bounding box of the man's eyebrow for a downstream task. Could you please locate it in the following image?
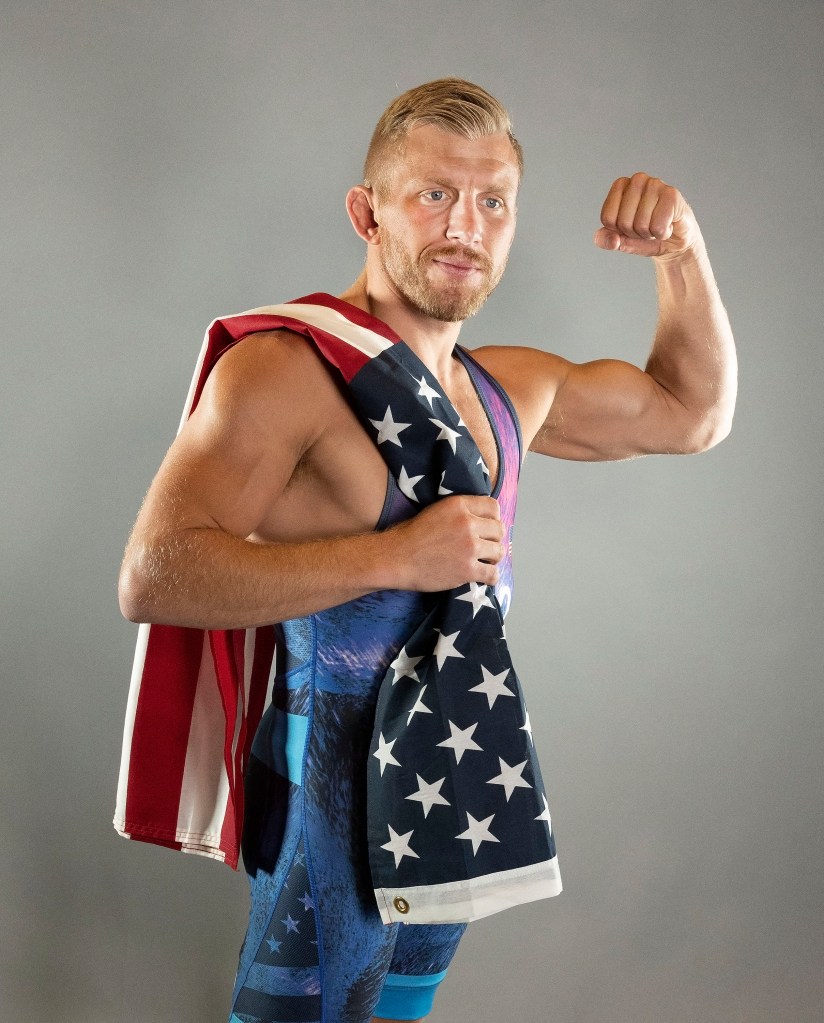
[409,176,518,197]
[486,180,519,197]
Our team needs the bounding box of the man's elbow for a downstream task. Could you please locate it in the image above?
[682,406,734,454]
[119,562,148,623]
[118,546,163,623]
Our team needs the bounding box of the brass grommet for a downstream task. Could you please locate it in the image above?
[393,896,410,914]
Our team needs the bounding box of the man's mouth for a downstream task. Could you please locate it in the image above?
[434,260,479,274]
[429,250,489,277]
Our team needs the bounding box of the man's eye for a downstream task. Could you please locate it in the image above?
[484,197,503,210]
[426,190,445,201]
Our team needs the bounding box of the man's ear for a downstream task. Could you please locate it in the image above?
[346,186,381,244]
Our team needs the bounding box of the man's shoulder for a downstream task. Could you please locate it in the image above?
[211,325,332,388]
[460,344,571,451]
[464,343,565,382]
[193,325,346,444]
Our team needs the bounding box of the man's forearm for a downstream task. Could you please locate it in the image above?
[646,237,738,450]
[118,494,505,630]
[118,526,408,630]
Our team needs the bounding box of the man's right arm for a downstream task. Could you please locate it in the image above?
[118,332,504,630]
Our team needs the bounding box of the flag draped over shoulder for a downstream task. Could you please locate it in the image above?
[115,293,561,921]
[114,295,402,868]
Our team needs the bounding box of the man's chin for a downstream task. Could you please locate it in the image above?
[410,296,485,323]
[434,302,485,323]
[413,280,493,322]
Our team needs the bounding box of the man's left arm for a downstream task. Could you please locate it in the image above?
[488,173,737,461]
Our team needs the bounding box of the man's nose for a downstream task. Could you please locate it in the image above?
[445,197,482,245]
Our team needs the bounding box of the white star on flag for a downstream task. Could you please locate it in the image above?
[405,774,450,818]
[390,646,422,684]
[373,732,401,775]
[437,720,482,763]
[417,375,441,408]
[487,757,532,801]
[406,685,433,725]
[433,629,464,670]
[520,711,534,745]
[456,581,494,618]
[381,825,420,867]
[369,406,411,447]
[429,418,462,454]
[456,812,500,854]
[535,794,552,831]
[281,913,300,934]
[437,471,452,495]
[477,455,490,476]
[398,465,424,502]
[469,665,515,708]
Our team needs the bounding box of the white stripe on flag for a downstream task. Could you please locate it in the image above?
[238,303,395,359]
[264,629,278,711]
[177,633,230,849]
[114,622,152,834]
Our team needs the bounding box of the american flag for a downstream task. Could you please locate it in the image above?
[114,294,561,922]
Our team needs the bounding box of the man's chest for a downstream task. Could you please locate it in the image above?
[252,365,502,544]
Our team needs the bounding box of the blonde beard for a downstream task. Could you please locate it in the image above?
[379,235,505,323]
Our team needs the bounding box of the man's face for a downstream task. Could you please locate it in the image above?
[372,124,519,322]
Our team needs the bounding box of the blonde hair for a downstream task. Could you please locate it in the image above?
[363,77,523,195]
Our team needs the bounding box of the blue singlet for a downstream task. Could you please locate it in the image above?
[230,347,522,1023]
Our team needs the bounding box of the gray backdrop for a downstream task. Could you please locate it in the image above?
[2,2,822,1021]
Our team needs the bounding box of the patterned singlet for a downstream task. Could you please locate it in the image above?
[230,346,522,1023]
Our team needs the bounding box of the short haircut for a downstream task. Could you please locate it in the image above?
[363,77,523,196]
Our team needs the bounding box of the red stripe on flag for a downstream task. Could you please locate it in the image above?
[245,627,276,758]
[124,625,204,842]
[224,627,276,865]
[208,631,242,861]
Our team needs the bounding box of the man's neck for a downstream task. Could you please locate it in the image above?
[338,271,464,380]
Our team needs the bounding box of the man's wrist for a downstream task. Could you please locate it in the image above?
[358,527,414,594]
[653,232,708,269]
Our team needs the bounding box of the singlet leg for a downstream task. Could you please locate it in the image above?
[372,921,468,1021]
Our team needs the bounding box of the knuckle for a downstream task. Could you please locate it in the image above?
[616,214,635,235]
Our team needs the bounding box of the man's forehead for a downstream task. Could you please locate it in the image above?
[390,124,520,189]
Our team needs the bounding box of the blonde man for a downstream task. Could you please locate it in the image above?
[119,78,736,1023]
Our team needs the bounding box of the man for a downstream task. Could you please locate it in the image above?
[117,78,736,1023]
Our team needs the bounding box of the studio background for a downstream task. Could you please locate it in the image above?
[2,2,821,1021]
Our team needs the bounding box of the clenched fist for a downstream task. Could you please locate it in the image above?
[594,172,700,260]
[387,495,505,593]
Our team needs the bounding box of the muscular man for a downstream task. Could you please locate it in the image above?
[118,78,736,1023]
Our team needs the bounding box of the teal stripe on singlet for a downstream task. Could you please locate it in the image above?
[250,709,309,785]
